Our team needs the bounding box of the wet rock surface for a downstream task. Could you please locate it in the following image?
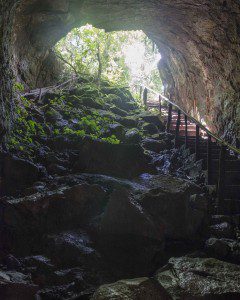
[2,155,41,196]
[205,238,240,263]
[92,277,168,300]
[0,84,239,299]
[93,257,240,300]
[0,168,213,298]
[73,139,155,178]
[155,257,240,299]
[0,269,39,300]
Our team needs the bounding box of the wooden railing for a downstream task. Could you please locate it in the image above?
[141,86,240,212]
[142,86,240,154]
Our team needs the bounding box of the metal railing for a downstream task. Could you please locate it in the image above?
[141,86,240,214]
[141,86,240,156]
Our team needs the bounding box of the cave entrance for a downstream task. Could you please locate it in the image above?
[54,24,163,99]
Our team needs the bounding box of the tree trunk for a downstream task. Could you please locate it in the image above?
[97,43,102,86]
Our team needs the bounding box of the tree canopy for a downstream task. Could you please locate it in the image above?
[55,25,162,94]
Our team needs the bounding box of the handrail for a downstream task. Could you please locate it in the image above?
[141,85,240,156]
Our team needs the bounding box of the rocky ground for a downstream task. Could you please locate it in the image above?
[0,79,239,299]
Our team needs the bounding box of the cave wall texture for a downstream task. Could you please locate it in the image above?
[1,0,240,143]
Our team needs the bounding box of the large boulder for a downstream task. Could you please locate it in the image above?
[156,257,240,299]
[73,139,156,178]
[1,183,107,253]
[2,155,41,195]
[105,123,125,139]
[141,138,168,153]
[139,113,165,131]
[97,188,164,277]
[96,174,207,276]
[209,222,235,239]
[205,238,240,263]
[92,277,169,300]
[0,269,39,300]
[142,123,159,135]
[136,175,208,240]
[125,129,142,144]
[45,230,100,268]
[118,116,138,128]
[107,94,138,111]
[90,257,240,300]
[100,188,163,241]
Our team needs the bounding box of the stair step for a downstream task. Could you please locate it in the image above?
[178,137,209,142]
[223,186,240,199]
[199,154,220,160]
[199,148,221,153]
[171,126,197,131]
[178,131,197,137]
[202,159,240,172]
[198,152,235,160]
[186,139,218,144]
[212,159,240,171]
[181,139,216,145]
[211,214,240,225]
[220,199,240,214]
[179,136,212,140]
[210,171,240,185]
[187,145,221,152]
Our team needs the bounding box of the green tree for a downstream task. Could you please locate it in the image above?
[55,25,162,92]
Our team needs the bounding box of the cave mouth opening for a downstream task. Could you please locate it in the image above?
[2,0,239,141]
[53,24,163,98]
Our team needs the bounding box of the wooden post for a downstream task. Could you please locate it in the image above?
[175,110,181,148]
[159,95,162,113]
[166,104,173,133]
[217,145,226,214]
[195,125,200,161]
[184,115,188,148]
[143,88,148,110]
[207,135,212,185]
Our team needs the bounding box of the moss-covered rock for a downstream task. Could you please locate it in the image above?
[125,129,142,144]
[142,123,159,135]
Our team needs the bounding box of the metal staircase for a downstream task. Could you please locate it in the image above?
[142,87,240,217]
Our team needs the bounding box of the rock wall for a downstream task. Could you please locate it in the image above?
[1,0,240,141]
[0,0,18,136]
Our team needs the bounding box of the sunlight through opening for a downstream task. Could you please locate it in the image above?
[55,24,163,97]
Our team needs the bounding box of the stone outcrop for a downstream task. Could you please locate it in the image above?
[0,66,238,298]
[73,139,155,179]
[1,1,240,141]
[1,172,208,280]
[93,257,240,300]
[92,277,169,300]
[0,269,39,300]
[156,257,240,299]
[2,155,41,195]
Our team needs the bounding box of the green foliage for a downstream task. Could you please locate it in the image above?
[7,95,48,155]
[55,25,130,85]
[102,135,120,144]
[14,82,25,92]
[63,127,85,137]
[7,79,137,158]
[61,112,120,144]
[55,24,163,92]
